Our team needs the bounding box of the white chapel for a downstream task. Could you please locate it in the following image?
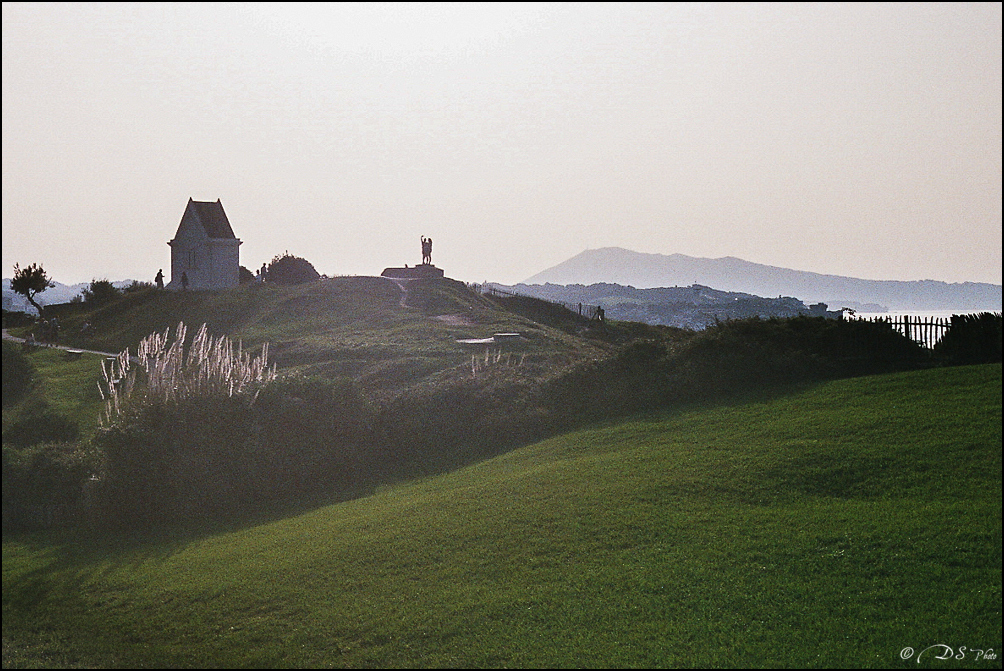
[167,198,241,290]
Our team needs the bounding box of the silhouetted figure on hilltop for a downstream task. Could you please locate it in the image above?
[155,269,164,289]
[421,236,433,265]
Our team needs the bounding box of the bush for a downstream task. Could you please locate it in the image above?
[94,395,262,525]
[89,323,282,526]
[82,279,121,304]
[2,441,97,531]
[93,374,376,528]
[934,312,1002,365]
[540,316,931,424]
[2,339,34,407]
[123,280,154,293]
[266,253,320,285]
[3,404,80,447]
[373,377,549,478]
[2,309,37,328]
[253,376,374,490]
[663,316,930,399]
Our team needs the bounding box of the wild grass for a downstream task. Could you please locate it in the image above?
[4,364,1000,668]
[470,347,526,378]
[98,322,276,425]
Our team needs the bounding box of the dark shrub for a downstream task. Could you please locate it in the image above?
[239,265,255,284]
[2,339,34,406]
[373,378,545,478]
[934,312,1002,365]
[3,404,80,447]
[82,279,121,304]
[2,442,96,531]
[538,340,677,425]
[252,376,374,495]
[2,309,36,328]
[123,280,154,293]
[92,376,375,528]
[664,317,930,399]
[266,253,320,285]
[540,316,931,424]
[93,395,262,526]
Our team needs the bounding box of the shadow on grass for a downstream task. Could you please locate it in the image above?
[4,482,377,575]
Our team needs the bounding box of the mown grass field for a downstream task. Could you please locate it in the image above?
[4,364,1000,668]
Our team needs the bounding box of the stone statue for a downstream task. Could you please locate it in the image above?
[421,236,433,265]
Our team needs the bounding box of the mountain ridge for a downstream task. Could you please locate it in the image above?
[2,278,136,314]
[524,248,1002,311]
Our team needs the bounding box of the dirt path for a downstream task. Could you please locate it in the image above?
[385,277,415,308]
[384,277,475,325]
[2,328,122,358]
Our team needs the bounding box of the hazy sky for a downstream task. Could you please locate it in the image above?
[3,3,1001,286]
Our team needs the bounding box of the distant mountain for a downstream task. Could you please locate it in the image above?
[524,248,1002,312]
[2,278,135,315]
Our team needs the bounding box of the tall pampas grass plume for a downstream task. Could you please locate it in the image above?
[99,322,276,425]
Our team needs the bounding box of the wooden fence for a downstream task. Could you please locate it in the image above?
[474,284,602,319]
[848,315,952,349]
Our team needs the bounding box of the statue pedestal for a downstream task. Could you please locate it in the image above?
[381,264,444,279]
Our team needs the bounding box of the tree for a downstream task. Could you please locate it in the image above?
[10,263,54,317]
[266,253,320,285]
[82,279,121,304]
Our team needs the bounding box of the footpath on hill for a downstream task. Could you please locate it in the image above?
[384,276,413,308]
[383,277,478,326]
[2,328,122,359]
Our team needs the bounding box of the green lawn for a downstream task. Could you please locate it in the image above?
[3,364,1001,668]
[1,346,108,442]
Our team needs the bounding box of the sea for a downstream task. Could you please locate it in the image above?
[844,308,1000,348]
[849,309,1000,321]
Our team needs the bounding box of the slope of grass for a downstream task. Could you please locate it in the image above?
[15,278,621,400]
[1,345,107,443]
[4,364,1000,668]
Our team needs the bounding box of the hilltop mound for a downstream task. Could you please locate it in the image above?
[23,276,627,398]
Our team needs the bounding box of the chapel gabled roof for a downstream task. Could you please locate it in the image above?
[187,198,237,239]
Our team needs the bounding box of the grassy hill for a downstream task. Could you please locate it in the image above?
[8,277,625,401]
[3,364,1000,668]
[1,345,108,444]
[3,276,685,531]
